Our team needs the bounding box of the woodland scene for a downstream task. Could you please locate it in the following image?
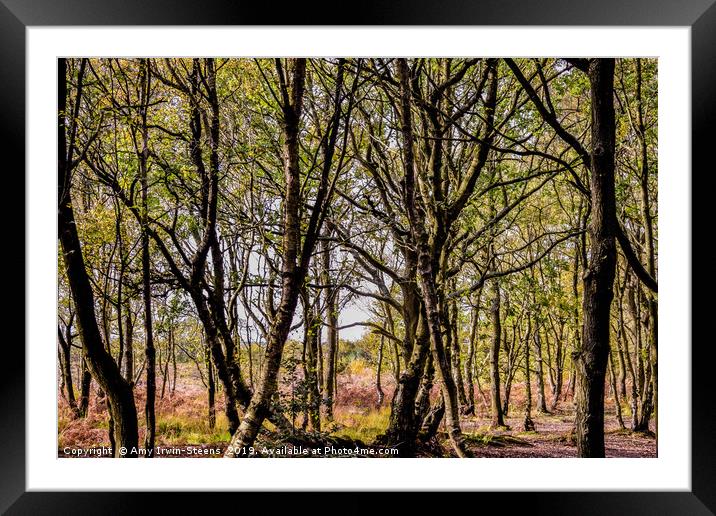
[58,57,658,458]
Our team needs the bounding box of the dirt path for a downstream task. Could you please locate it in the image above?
[459,411,656,458]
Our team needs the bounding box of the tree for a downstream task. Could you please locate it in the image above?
[58,58,139,457]
[225,58,355,454]
[137,58,157,456]
[573,58,618,457]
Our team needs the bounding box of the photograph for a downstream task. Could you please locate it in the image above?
[57,56,658,460]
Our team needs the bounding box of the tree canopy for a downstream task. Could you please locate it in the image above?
[58,57,657,458]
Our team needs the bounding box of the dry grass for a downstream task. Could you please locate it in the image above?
[58,365,230,450]
[58,362,655,458]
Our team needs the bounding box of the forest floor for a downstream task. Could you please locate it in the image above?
[458,414,656,458]
[58,361,656,458]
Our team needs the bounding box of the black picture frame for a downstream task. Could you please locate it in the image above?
[3,1,712,513]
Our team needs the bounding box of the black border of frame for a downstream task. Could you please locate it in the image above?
[2,1,713,513]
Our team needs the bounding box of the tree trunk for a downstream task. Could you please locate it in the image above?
[161,328,173,399]
[116,252,125,375]
[568,226,582,408]
[550,328,563,411]
[502,327,514,417]
[449,301,468,413]
[182,58,242,436]
[376,336,385,407]
[534,328,549,414]
[609,350,625,429]
[634,58,658,435]
[138,58,156,457]
[616,326,627,401]
[225,59,308,455]
[621,321,639,430]
[490,279,505,428]
[58,325,80,417]
[78,353,92,417]
[377,273,425,452]
[322,236,339,421]
[545,322,556,403]
[206,342,216,430]
[302,289,321,432]
[624,280,643,429]
[523,315,535,431]
[574,58,618,458]
[58,58,138,456]
[463,299,480,416]
[124,310,134,386]
[566,366,576,402]
[415,350,436,429]
[171,333,177,396]
[419,395,445,442]
[377,315,430,456]
[396,58,469,458]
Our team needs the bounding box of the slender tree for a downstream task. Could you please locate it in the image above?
[573,58,618,457]
[59,58,139,456]
[136,58,157,457]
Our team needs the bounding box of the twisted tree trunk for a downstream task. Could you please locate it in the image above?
[396,58,470,458]
[224,59,308,455]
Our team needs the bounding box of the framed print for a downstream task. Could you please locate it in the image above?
[3,0,714,513]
